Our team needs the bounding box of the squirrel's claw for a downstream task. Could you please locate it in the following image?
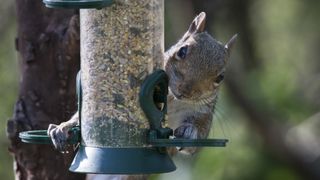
[47,123,70,153]
[174,123,198,139]
[174,123,199,155]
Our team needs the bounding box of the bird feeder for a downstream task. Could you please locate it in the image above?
[20,0,228,175]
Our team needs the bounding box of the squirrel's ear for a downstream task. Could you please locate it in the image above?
[188,12,206,34]
[225,34,238,56]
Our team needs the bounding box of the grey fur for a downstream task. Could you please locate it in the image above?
[165,12,236,154]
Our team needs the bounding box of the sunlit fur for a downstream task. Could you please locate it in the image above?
[165,32,228,103]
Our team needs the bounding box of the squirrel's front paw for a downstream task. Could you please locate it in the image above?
[47,123,71,153]
[174,123,198,139]
[174,123,198,155]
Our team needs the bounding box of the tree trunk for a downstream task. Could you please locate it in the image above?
[6,1,85,179]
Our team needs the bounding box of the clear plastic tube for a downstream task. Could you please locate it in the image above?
[80,0,164,148]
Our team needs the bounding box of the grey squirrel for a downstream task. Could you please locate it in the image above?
[47,12,237,155]
[165,12,237,154]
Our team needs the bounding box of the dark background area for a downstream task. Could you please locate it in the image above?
[1,0,320,179]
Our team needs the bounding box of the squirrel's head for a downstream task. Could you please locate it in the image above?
[165,12,237,103]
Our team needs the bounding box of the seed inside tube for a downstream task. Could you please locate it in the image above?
[80,0,164,148]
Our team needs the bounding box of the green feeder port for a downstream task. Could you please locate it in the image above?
[43,0,113,9]
[139,70,229,149]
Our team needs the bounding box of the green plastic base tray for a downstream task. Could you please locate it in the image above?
[69,146,176,174]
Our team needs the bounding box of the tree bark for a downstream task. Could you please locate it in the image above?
[6,1,85,180]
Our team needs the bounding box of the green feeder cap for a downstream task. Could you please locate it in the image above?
[43,0,113,9]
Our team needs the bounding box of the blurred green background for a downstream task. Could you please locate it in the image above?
[1,0,320,179]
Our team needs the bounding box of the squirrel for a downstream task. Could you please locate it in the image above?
[47,12,237,156]
[165,12,237,154]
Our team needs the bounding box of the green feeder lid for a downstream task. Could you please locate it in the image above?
[43,0,113,9]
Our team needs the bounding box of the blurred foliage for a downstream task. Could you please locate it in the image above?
[1,0,320,180]
[161,0,320,179]
[0,18,17,180]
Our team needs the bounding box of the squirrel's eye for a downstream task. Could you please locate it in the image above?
[215,74,224,84]
[175,45,188,60]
